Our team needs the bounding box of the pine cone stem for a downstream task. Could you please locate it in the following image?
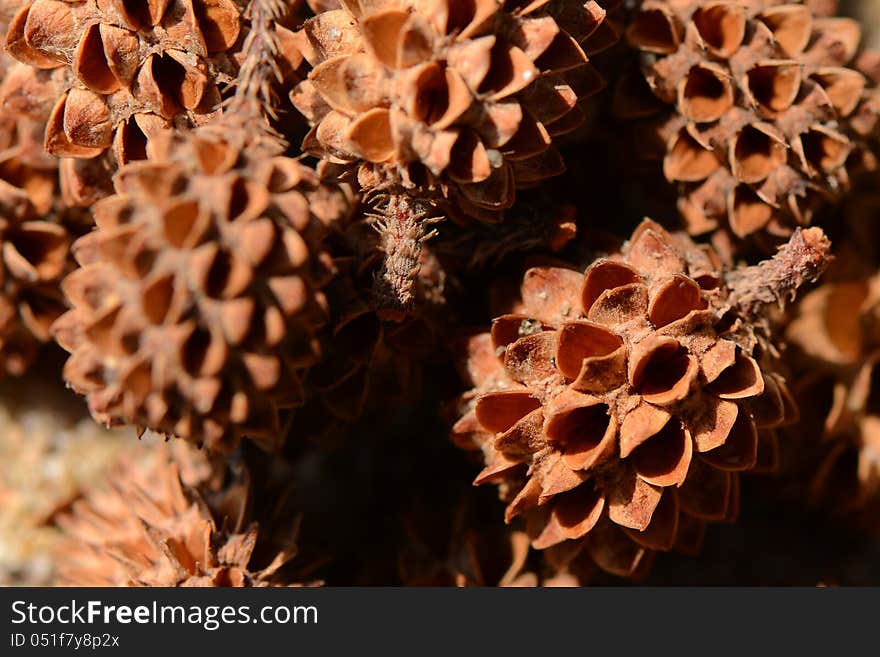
[727,227,833,321]
[371,194,439,321]
[226,0,287,131]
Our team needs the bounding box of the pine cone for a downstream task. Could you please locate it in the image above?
[51,125,351,452]
[0,52,120,206]
[3,0,243,163]
[786,272,880,509]
[54,441,311,586]
[624,0,878,243]
[847,49,880,176]
[452,219,821,578]
[290,0,621,220]
[0,50,95,376]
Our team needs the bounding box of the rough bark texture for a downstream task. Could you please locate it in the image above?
[728,227,833,320]
[371,194,439,321]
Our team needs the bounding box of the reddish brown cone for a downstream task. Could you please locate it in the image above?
[452,219,825,577]
[291,0,621,220]
[786,272,880,510]
[4,0,243,164]
[623,1,879,243]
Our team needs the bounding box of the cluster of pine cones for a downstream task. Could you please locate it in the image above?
[0,0,879,586]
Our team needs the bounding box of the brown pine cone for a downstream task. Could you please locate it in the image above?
[0,49,97,376]
[290,0,620,315]
[848,49,880,176]
[785,273,880,510]
[0,51,121,206]
[3,0,243,163]
[451,220,828,578]
[291,0,620,220]
[623,0,878,244]
[0,111,70,376]
[51,124,351,452]
[53,440,313,586]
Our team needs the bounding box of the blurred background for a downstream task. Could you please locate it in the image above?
[846,0,880,48]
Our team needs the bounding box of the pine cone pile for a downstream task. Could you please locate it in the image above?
[624,0,879,244]
[1,0,880,587]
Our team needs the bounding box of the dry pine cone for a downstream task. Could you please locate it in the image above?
[52,124,350,451]
[625,0,878,242]
[0,48,92,376]
[54,442,308,586]
[786,272,880,509]
[291,0,621,220]
[4,0,242,164]
[452,219,814,577]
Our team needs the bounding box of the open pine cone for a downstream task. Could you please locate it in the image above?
[54,442,310,586]
[786,272,880,509]
[0,47,122,206]
[51,124,351,452]
[3,0,243,164]
[624,0,879,243]
[452,219,811,577]
[290,0,621,221]
[0,49,96,376]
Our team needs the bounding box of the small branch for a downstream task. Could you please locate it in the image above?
[726,227,833,321]
[224,0,288,138]
[370,194,441,321]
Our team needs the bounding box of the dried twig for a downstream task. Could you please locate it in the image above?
[727,227,833,321]
[224,0,288,141]
[370,194,441,320]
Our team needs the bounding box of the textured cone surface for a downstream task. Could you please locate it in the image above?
[0,50,94,377]
[3,0,244,163]
[624,0,879,242]
[453,219,799,577]
[52,125,350,452]
[290,0,621,220]
[54,441,309,586]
